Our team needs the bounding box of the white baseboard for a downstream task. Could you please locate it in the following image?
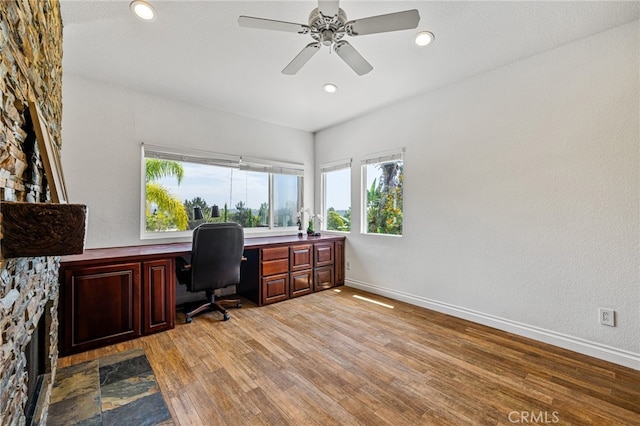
[345,279,640,371]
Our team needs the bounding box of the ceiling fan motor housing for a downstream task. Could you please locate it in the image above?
[308,7,347,47]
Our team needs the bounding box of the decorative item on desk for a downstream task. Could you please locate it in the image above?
[297,217,303,237]
[297,207,323,237]
[194,204,220,222]
[193,206,204,221]
[211,204,221,218]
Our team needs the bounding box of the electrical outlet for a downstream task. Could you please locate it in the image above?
[599,308,615,327]
[346,260,351,271]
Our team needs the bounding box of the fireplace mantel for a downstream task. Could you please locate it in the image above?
[0,201,87,259]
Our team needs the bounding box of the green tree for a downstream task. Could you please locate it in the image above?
[231,201,258,227]
[366,163,403,235]
[327,207,351,231]
[257,202,268,227]
[145,159,188,231]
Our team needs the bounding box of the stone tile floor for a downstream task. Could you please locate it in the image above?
[46,348,173,426]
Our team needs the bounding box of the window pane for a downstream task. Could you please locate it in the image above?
[273,174,301,228]
[143,148,303,235]
[363,161,403,235]
[323,168,351,231]
[144,158,270,232]
[229,169,269,228]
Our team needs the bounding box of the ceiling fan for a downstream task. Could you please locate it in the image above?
[238,0,420,76]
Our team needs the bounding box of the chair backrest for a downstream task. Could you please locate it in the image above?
[189,223,245,292]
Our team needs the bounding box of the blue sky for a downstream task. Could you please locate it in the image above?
[157,162,267,209]
[156,161,355,213]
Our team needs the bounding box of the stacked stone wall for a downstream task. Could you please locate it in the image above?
[0,1,63,425]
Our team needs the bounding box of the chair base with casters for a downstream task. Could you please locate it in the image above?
[184,290,242,323]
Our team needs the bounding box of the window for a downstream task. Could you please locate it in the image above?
[321,159,351,232]
[361,149,404,236]
[142,144,303,237]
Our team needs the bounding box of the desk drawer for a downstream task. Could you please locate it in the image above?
[262,258,289,276]
[262,246,289,261]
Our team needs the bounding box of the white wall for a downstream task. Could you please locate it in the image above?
[61,76,314,249]
[315,22,639,368]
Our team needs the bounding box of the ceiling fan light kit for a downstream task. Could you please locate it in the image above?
[238,0,421,76]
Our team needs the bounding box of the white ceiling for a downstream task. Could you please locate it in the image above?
[60,1,639,133]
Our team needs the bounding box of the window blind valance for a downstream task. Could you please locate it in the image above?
[142,144,305,176]
[361,148,405,165]
[320,158,352,173]
[240,156,304,176]
[143,144,239,168]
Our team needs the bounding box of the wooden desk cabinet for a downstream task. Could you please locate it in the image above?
[260,246,290,305]
[59,235,345,355]
[313,242,335,291]
[290,243,313,298]
[60,253,176,356]
[253,237,345,306]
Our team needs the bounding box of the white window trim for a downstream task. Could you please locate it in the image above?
[141,143,304,239]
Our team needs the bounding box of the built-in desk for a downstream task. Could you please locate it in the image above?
[59,234,345,355]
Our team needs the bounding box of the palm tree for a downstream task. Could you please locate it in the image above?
[145,159,188,231]
[146,159,185,183]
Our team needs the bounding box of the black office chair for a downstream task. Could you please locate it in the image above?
[176,222,244,323]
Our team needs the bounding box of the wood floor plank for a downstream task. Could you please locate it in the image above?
[58,286,640,425]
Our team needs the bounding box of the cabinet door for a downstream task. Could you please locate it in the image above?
[290,270,313,298]
[143,259,175,334]
[290,244,312,271]
[314,242,334,267]
[314,266,335,291]
[334,239,345,286]
[62,263,141,355]
[262,273,289,305]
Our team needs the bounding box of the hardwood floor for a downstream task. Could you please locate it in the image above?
[58,286,640,425]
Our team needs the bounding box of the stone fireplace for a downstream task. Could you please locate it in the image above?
[0,1,64,424]
[0,262,59,425]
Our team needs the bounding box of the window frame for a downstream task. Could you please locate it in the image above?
[360,148,405,237]
[320,158,352,233]
[141,144,304,240]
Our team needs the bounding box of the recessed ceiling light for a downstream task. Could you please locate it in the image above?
[130,0,156,21]
[415,31,435,47]
[323,83,338,94]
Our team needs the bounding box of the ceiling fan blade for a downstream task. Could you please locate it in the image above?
[318,0,339,17]
[282,43,321,75]
[334,41,373,76]
[238,16,309,34]
[346,9,420,36]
